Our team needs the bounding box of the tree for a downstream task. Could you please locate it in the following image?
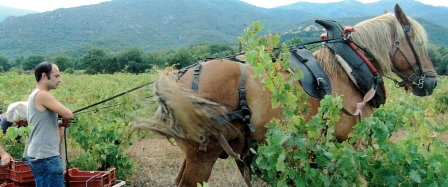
[167,47,195,69]
[22,55,45,71]
[287,36,304,46]
[13,56,25,69]
[143,50,167,69]
[80,48,108,74]
[52,55,74,72]
[116,47,148,74]
[0,56,11,72]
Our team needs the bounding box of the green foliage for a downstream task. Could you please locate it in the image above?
[116,47,148,74]
[197,182,209,187]
[0,125,34,159]
[0,72,157,180]
[52,55,74,72]
[433,77,448,114]
[57,73,152,180]
[13,56,25,69]
[434,92,448,113]
[0,55,11,72]
[64,68,75,74]
[80,48,108,74]
[22,55,45,71]
[166,42,236,69]
[63,42,236,74]
[240,21,448,187]
[4,40,447,75]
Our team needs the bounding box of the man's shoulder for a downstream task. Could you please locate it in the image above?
[32,90,57,107]
[34,90,52,98]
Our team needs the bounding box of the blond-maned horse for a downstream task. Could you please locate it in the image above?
[134,4,437,187]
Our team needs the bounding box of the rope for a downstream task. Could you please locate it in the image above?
[64,79,156,187]
[72,80,156,114]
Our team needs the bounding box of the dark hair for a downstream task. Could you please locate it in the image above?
[34,61,54,82]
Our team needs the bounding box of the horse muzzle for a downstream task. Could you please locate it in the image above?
[412,76,437,96]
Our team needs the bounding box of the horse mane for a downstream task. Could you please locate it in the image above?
[315,13,428,77]
[350,13,428,75]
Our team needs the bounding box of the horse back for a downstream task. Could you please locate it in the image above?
[177,59,285,142]
[178,59,241,110]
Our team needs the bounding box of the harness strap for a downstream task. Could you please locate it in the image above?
[217,133,242,162]
[192,63,202,91]
[390,40,421,73]
[341,87,377,120]
[347,42,386,104]
[403,26,424,75]
[219,63,254,187]
[177,61,201,81]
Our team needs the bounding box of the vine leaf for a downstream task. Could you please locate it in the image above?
[410,170,422,183]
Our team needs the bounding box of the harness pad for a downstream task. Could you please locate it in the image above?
[289,47,331,98]
[316,19,385,107]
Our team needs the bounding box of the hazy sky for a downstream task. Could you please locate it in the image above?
[0,0,447,12]
[241,0,448,8]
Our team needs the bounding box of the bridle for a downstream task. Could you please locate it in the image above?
[389,25,437,89]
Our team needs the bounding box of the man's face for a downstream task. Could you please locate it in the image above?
[46,64,62,90]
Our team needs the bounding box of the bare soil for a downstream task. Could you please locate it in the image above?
[125,134,268,187]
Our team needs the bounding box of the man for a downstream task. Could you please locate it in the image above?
[27,61,73,187]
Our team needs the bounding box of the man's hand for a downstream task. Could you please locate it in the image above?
[0,152,13,166]
[58,119,72,127]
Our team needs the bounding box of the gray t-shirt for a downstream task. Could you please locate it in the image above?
[27,89,60,159]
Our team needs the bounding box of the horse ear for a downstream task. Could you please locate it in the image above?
[384,9,388,14]
[394,4,410,27]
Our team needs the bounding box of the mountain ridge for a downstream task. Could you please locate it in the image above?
[0,0,447,60]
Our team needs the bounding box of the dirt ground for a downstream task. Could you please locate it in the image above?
[125,134,268,187]
[124,128,448,187]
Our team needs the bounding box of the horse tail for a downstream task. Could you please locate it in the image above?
[133,70,229,145]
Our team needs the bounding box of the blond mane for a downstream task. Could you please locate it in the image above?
[315,13,429,77]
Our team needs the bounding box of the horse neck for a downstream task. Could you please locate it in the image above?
[350,22,395,76]
[313,47,371,124]
[313,48,352,82]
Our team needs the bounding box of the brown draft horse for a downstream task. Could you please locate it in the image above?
[135,4,438,187]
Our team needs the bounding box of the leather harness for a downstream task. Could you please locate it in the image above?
[289,46,332,98]
[176,19,391,186]
[315,19,386,108]
[177,58,255,159]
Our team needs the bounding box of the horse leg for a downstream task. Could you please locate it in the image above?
[176,141,221,187]
[235,160,252,187]
[175,159,186,186]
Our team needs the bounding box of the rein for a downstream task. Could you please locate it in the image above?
[72,80,156,114]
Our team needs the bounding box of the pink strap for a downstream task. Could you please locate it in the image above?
[351,87,376,117]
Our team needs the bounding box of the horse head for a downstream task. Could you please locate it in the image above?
[390,4,437,96]
[351,4,437,97]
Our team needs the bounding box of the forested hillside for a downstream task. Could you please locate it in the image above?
[0,0,303,59]
[0,0,447,60]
